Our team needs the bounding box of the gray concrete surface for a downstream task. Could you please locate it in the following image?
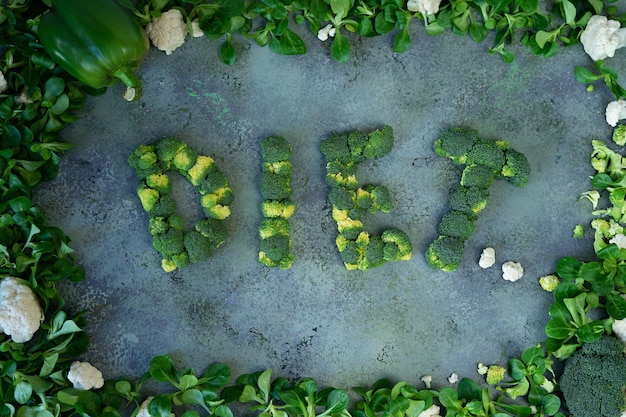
[34,22,618,392]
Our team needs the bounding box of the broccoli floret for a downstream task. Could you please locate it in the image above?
[198,169,229,195]
[172,146,198,172]
[361,235,386,269]
[183,231,213,264]
[366,184,393,213]
[438,210,476,240]
[335,235,362,270]
[466,138,506,170]
[613,124,626,146]
[337,217,364,240]
[260,172,291,200]
[200,186,234,210]
[170,251,190,269]
[591,140,626,179]
[332,206,349,222]
[259,234,291,263]
[261,199,295,218]
[136,183,160,212]
[560,335,626,417]
[263,161,292,176]
[354,188,374,210]
[148,217,169,235]
[155,137,187,162]
[262,136,292,163]
[195,218,228,248]
[153,228,184,256]
[161,259,177,272]
[168,214,183,230]
[325,172,359,190]
[150,194,177,217]
[128,145,160,179]
[329,187,355,210]
[425,235,465,272]
[347,130,369,162]
[259,217,291,239]
[204,204,231,220]
[501,148,531,187]
[348,207,367,220]
[381,228,412,261]
[363,125,394,159]
[320,133,352,162]
[433,127,479,165]
[448,186,489,216]
[326,160,358,176]
[460,164,496,188]
[146,173,172,194]
[187,155,216,186]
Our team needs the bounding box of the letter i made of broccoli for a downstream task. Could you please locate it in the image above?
[320,126,412,270]
[258,136,295,269]
[128,137,233,272]
[425,127,530,272]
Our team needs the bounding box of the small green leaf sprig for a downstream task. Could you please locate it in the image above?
[258,136,296,270]
[128,137,234,272]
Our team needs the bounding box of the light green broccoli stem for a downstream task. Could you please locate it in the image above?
[258,136,295,269]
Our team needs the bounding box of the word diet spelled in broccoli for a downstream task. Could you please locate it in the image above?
[130,126,529,273]
[426,127,530,272]
[128,137,233,272]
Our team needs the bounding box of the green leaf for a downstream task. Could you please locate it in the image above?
[576,321,604,343]
[545,316,574,339]
[257,369,272,402]
[310,0,329,20]
[148,395,172,417]
[555,256,581,279]
[149,355,179,383]
[277,29,306,55]
[563,293,588,325]
[436,388,460,410]
[457,378,482,401]
[607,292,626,319]
[214,405,233,417]
[14,381,32,404]
[220,37,236,65]
[179,374,199,390]
[534,30,553,49]
[43,77,66,100]
[393,27,411,53]
[47,320,81,339]
[508,358,526,381]
[181,389,205,406]
[239,385,260,403]
[202,363,231,389]
[330,31,351,63]
[575,66,601,84]
[2,125,21,146]
[560,0,577,25]
[330,0,350,19]
[469,21,488,42]
[542,394,561,416]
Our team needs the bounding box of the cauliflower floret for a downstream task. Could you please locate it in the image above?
[0,70,8,94]
[478,247,496,268]
[317,24,336,41]
[420,375,432,389]
[0,277,43,343]
[606,99,626,127]
[417,404,441,417]
[191,19,204,38]
[146,9,188,55]
[539,274,560,292]
[502,261,523,282]
[67,361,104,390]
[447,372,458,383]
[613,318,626,345]
[407,0,443,15]
[580,15,626,61]
[609,233,626,249]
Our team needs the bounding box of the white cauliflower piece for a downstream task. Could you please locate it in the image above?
[146,9,188,55]
[191,19,204,38]
[609,233,626,249]
[502,261,523,282]
[606,99,626,127]
[407,0,443,15]
[477,363,488,375]
[0,70,8,94]
[580,15,626,61]
[420,375,432,389]
[447,373,458,383]
[0,277,43,343]
[67,361,104,390]
[478,247,496,268]
[317,24,336,41]
[417,404,441,417]
[614,318,626,345]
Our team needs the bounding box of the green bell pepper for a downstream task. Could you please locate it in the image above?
[38,0,150,101]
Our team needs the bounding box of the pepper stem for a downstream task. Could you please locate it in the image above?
[112,67,143,102]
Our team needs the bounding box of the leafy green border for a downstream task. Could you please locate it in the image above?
[2,1,626,417]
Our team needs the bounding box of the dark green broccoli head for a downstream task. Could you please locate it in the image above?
[363,125,394,160]
[329,187,355,210]
[501,149,531,188]
[262,136,292,163]
[438,210,476,240]
[155,137,187,162]
[337,238,362,266]
[460,164,496,188]
[466,139,506,170]
[153,228,184,256]
[168,214,183,231]
[195,218,228,248]
[347,130,369,162]
[170,251,190,268]
[326,160,358,176]
[433,127,479,164]
[425,235,465,272]
[361,235,386,269]
[260,172,291,200]
[259,234,291,263]
[368,185,393,213]
[183,231,214,264]
[355,188,374,210]
[128,145,160,179]
[560,335,626,417]
[320,134,352,162]
[381,228,412,261]
[448,186,489,216]
[263,161,292,176]
[198,169,229,195]
[150,194,177,217]
[172,146,198,172]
